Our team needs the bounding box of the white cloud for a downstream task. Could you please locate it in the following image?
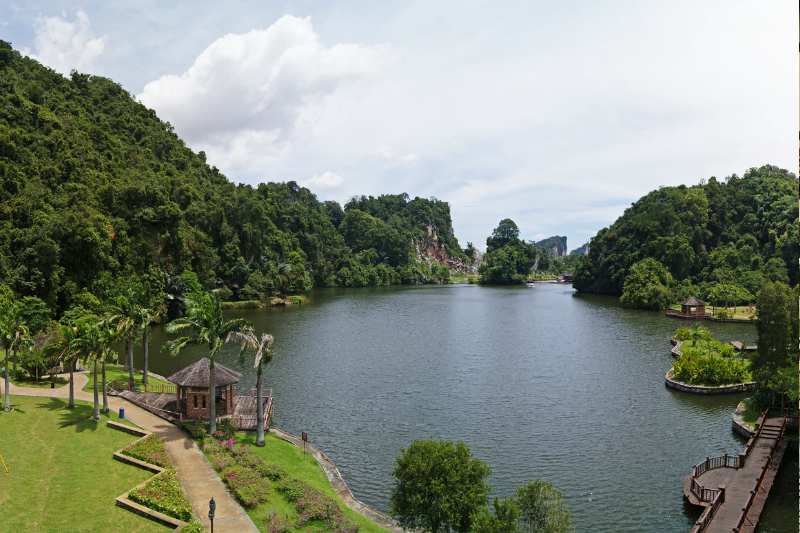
[24,11,105,75]
[138,15,385,179]
[303,171,344,190]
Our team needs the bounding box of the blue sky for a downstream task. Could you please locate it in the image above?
[2,1,796,250]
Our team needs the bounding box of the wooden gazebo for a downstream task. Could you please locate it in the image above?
[167,358,241,421]
[680,297,706,317]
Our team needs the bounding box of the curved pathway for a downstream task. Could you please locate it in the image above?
[2,373,257,533]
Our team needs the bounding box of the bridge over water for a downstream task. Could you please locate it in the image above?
[683,411,788,532]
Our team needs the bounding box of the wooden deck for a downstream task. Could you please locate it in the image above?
[115,387,272,431]
[683,412,788,532]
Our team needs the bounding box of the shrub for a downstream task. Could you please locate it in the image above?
[181,521,204,533]
[221,464,271,508]
[674,326,713,343]
[129,469,193,521]
[277,477,356,530]
[673,350,751,386]
[181,420,207,441]
[266,513,291,533]
[122,434,169,467]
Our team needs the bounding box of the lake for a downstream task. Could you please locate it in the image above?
[137,283,797,532]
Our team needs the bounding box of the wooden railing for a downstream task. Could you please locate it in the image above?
[143,382,176,394]
[692,488,725,532]
[692,453,741,479]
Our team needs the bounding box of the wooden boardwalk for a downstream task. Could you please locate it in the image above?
[683,412,788,532]
[116,387,272,430]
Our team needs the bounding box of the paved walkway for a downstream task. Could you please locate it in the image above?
[2,373,257,533]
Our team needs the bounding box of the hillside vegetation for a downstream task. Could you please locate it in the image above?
[0,43,465,312]
[573,166,798,305]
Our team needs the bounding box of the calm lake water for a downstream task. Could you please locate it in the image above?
[138,283,797,532]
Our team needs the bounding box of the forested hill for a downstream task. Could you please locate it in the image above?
[573,165,799,297]
[0,42,464,313]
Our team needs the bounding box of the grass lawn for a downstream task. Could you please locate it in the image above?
[83,364,173,393]
[0,395,168,532]
[11,374,69,388]
[668,304,756,320]
[707,305,756,320]
[233,432,390,533]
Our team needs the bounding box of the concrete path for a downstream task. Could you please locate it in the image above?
[2,372,257,533]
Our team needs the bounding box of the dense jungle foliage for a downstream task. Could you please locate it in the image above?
[0,43,464,313]
[573,165,799,307]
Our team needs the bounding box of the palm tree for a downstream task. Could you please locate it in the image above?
[1,297,31,411]
[165,291,249,434]
[138,299,165,387]
[72,313,103,421]
[227,327,274,446]
[107,291,142,391]
[98,316,118,414]
[50,317,81,409]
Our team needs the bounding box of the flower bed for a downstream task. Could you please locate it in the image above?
[128,468,193,521]
[204,438,358,531]
[120,434,169,468]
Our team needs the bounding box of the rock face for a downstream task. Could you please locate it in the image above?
[414,225,476,272]
[535,236,568,257]
[570,242,590,256]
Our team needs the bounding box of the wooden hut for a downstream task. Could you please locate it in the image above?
[680,297,706,317]
[167,357,241,421]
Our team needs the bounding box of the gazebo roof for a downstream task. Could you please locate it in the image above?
[167,357,241,388]
[682,297,705,306]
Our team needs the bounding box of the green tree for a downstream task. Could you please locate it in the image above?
[106,283,144,391]
[0,285,16,410]
[619,258,673,310]
[164,291,249,433]
[486,219,521,252]
[755,281,792,371]
[390,439,491,533]
[71,311,105,420]
[226,327,274,446]
[516,480,574,533]
[472,498,520,533]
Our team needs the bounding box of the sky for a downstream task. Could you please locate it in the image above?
[2,1,797,251]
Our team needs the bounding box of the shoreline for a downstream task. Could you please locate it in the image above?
[664,367,756,394]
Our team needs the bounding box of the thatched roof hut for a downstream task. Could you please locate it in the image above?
[167,357,241,387]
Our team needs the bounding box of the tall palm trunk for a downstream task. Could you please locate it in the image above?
[127,339,135,391]
[3,347,10,411]
[92,360,100,421]
[142,327,149,386]
[67,359,75,408]
[101,359,108,413]
[208,359,217,434]
[256,365,265,446]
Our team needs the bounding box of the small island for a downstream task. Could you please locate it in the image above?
[665,326,755,394]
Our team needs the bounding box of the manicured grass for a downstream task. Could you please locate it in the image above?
[0,395,168,532]
[668,303,756,320]
[83,364,173,393]
[11,374,69,388]
[213,432,390,532]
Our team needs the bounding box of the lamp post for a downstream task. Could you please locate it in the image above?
[208,496,216,533]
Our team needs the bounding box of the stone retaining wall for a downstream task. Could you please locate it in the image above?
[665,368,756,395]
